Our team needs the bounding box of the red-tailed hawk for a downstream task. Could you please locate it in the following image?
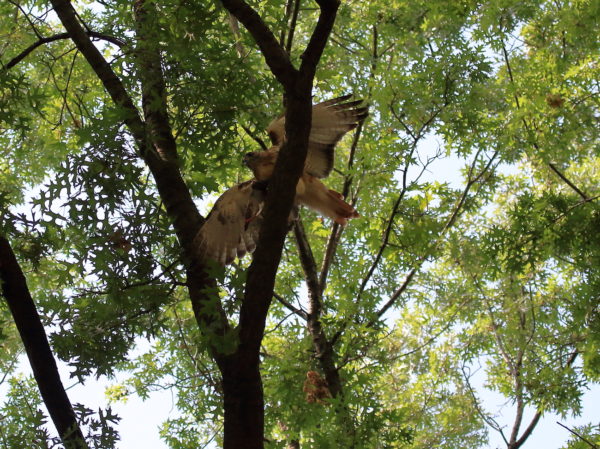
[195,95,367,265]
[194,180,267,266]
[244,95,367,225]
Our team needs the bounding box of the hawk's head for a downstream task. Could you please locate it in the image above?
[243,151,260,168]
[243,150,277,181]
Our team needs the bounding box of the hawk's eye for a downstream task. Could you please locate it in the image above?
[245,152,255,158]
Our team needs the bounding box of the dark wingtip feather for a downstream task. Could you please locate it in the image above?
[356,106,369,122]
[328,100,369,124]
[334,93,353,102]
[336,99,364,108]
[317,94,353,107]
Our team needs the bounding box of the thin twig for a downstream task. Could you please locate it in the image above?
[285,0,301,55]
[2,31,126,71]
[370,149,499,326]
[273,292,307,319]
[241,124,268,150]
[556,422,599,449]
[548,163,590,201]
[461,365,510,445]
[8,0,43,38]
[501,40,591,202]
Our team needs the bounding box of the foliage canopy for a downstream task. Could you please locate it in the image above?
[0,0,598,448]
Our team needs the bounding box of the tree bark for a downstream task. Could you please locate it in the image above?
[293,220,343,397]
[49,0,203,252]
[0,235,89,449]
[219,1,340,447]
[47,0,340,447]
[293,219,357,446]
[219,356,264,449]
[221,89,313,449]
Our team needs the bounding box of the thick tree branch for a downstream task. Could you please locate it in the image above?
[509,359,525,446]
[297,0,339,82]
[293,219,342,397]
[293,220,321,301]
[293,219,357,446]
[510,411,541,449]
[237,92,312,362]
[49,0,230,354]
[226,0,339,366]
[220,1,313,286]
[49,0,202,250]
[132,0,231,343]
[0,235,89,449]
[510,351,579,449]
[219,2,339,446]
[220,0,297,86]
[132,0,178,163]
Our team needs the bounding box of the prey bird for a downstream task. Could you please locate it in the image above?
[195,95,367,265]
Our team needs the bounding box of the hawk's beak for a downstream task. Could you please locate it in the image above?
[243,152,255,167]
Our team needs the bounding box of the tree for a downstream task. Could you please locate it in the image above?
[0,0,598,448]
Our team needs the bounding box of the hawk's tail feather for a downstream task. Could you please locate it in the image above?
[327,189,360,225]
[296,177,360,226]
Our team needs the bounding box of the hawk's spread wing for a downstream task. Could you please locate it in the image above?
[266,95,368,178]
[194,180,266,265]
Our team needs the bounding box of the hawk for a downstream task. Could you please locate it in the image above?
[194,180,267,266]
[195,95,367,265]
[244,95,367,225]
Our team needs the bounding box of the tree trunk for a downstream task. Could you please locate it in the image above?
[220,355,264,449]
[0,235,89,449]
